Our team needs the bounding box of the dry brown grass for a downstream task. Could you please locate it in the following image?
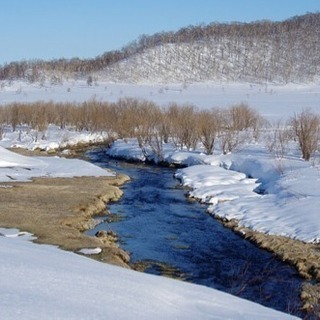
[0,174,130,267]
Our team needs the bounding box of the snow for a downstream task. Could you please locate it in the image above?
[1,80,319,122]
[0,145,114,182]
[0,228,298,320]
[107,138,320,243]
[0,124,109,150]
[78,247,102,255]
[106,138,147,162]
[1,79,319,318]
[175,155,320,242]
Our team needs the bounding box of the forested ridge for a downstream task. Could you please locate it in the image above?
[1,12,319,83]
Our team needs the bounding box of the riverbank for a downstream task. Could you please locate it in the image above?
[4,145,318,317]
[86,142,319,316]
[0,147,131,268]
[173,161,320,316]
[215,216,320,314]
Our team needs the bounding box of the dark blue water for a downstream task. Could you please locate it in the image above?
[86,149,305,317]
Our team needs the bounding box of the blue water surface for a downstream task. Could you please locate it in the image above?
[86,149,305,317]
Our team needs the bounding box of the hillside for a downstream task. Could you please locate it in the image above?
[1,13,320,84]
[97,13,320,84]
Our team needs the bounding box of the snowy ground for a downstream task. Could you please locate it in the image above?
[0,228,298,320]
[0,135,299,319]
[107,139,320,243]
[0,80,319,121]
[0,144,114,182]
[0,123,109,152]
[1,79,318,318]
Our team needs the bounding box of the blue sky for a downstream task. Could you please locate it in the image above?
[1,0,319,64]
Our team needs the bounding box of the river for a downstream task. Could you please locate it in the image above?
[86,148,305,318]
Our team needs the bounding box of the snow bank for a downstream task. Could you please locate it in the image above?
[106,138,147,162]
[175,164,258,205]
[176,147,320,243]
[108,139,320,243]
[0,124,108,151]
[0,146,114,182]
[0,228,298,320]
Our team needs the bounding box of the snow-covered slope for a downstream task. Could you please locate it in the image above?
[96,14,320,84]
[0,228,298,320]
[2,13,319,85]
[97,33,320,84]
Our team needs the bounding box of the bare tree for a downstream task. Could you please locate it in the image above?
[146,106,167,162]
[290,109,320,161]
[265,120,291,159]
[30,102,48,141]
[196,108,221,155]
[229,103,260,132]
[87,75,93,86]
[167,103,198,150]
[9,104,20,132]
[219,104,262,154]
[219,108,245,155]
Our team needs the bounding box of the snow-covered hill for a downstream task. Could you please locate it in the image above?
[1,13,320,85]
[97,38,320,84]
[95,13,320,84]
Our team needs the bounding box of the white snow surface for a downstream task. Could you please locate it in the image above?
[108,139,320,243]
[176,158,320,243]
[0,228,298,320]
[1,80,320,122]
[0,145,114,182]
[1,80,319,242]
[186,146,320,242]
[1,80,319,318]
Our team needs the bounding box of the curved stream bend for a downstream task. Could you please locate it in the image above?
[86,149,305,318]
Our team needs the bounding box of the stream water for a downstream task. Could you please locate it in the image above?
[86,149,305,317]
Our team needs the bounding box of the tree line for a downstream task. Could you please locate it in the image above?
[0,99,319,162]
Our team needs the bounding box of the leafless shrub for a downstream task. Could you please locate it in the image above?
[0,99,265,159]
[31,103,49,139]
[229,103,260,132]
[0,124,5,140]
[0,109,6,140]
[290,109,320,161]
[196,108,221,155]
[265,120,291,159]
[145,106,166,162]
[219,104,258,155]
[166,103,198,150]
[9,103,20,132]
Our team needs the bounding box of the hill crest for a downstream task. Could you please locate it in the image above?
[1,12,320,84]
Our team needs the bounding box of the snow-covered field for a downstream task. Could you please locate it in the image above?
[1,80,319,121]
[1,79,319,318]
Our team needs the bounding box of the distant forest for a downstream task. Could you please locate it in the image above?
[1,12,319,83]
